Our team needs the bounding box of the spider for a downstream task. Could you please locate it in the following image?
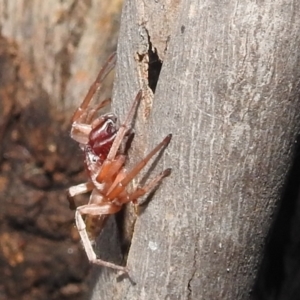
[68,52,172,273]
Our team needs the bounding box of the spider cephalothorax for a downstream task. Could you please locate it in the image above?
[68,52,171,273]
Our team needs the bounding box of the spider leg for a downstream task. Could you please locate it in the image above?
[97,91,142,182]
[72,52,117,123]
[96,154,126,186]
[67,182,94,209]
[75,209,128,273]
[107,168,127,196]
[76,168,171,272]
[86,98,112,125]
[78,202,121,216]
[68,182,94,198]
[76,189,127,272]
[119,168,172,204]
[107,134,172,200]
[70,123,92,145]
[71,52,116,144]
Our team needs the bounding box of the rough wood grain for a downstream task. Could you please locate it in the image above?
[91,0,300,299]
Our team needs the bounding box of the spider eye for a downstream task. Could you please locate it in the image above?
[107,122,116,134]
[92,156,98,163]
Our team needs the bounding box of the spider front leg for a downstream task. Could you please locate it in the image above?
[71,52,116,144]
[67,181,94,209]
[75,201,128,273]
[123,168,172,205]
[107,134,172,200]
[72,52,116,123]
[68,181,94,198]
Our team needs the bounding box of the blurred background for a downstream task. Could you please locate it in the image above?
[0,1,122,299]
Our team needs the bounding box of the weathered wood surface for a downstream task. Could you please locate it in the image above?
[91,0,300,299]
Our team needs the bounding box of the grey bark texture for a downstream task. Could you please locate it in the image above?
[91,0,300,299]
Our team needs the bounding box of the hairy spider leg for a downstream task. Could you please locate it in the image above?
[75,209,128,272]
[97,90,143,182]
[82,166,127,244]
[86,98,112,125]
[122,168,172,204]
[76,188,127,272]
[71,52,117,144]
[78,201,121,216]
[75,169,172,273]
[78,167,172,216]
[68,181,95,198]
[96,155,127,192]
[75,136,171,273]
[106,134,172,200]
[72,52,117,123]
[67,181,95,210]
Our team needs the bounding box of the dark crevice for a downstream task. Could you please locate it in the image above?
[137,27,163,93]
[148,45,162,93]
[253,134,300,299]
[147,41,162,93]
[187,232,198,300]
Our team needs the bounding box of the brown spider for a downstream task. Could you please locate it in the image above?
[68,52,171,273]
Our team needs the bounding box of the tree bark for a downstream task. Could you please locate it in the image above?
[91,0,300,299]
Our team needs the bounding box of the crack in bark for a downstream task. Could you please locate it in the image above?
[136,28,162,93]
[136,26,163,120]
[187,232,199,299]
[146,38,162,93]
